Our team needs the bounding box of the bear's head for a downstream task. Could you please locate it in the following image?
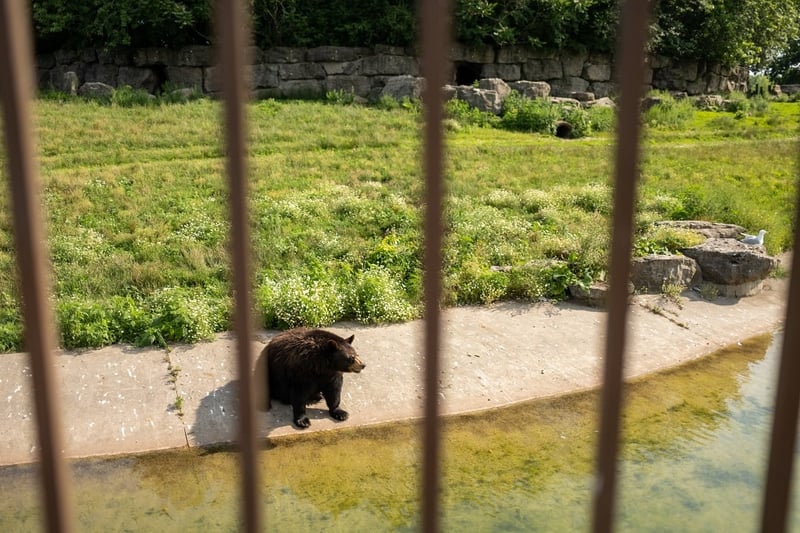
[327,334,365,373]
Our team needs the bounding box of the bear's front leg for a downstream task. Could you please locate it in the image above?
[322,375,348,422]
[289,392,311,429]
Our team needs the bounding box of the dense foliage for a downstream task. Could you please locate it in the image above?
[32,0,213,50]
[767,39,800,84]
[30,0,800,69]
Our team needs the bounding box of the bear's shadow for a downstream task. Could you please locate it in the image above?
[190,380,339,448]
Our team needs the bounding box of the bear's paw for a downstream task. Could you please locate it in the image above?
[330,408,349,421]
[294,416,311,429]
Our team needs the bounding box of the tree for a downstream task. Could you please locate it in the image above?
[767,39,800,83]
[32,0,213,51]
[651,0,800,68]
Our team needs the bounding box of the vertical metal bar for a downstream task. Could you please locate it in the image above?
[419,0,450,531]
[760,159,800,532]
[215,1,261,532]
[0,1,74,532]
[592,2,653,532]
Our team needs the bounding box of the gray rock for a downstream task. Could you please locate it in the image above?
[695,94,725,110]
[522,58,562,81]
[118,67,158,93]
[85,63,119,86]
[177,45,213,67]
[682,238,778,285]
[326,75,372,98]
[549,77,590,97]
[480,63,521,81]
[549,96,582,108]
[582,61,611,82]
[653,221,745,240]
[307,46,361,63]
[630,254,700,293]
[456,86,503,114]
[509,81,550,99]
[569,91,595,102]
[477,78,511,99]
[166,66,203,89]
[78,82,114,99]
[380,75,424,101]
[569,281,634,307]
[62,71,79,95]
[279,62,326,81]
[584,97,616,109]
[589,82,618,99]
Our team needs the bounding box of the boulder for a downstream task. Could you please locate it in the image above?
[509,80,550,99]
[653,220,745,240]
[629,254,699,293]
[695,94,724,110]
[569,281,634,307]
[682,238,778,296]
[456,86,503,114]
[78,82,114,99]
[477,78,511,100]
[380,75,424,101]
[61,70,79,95]
[584,96,616,109]
[569,91,595,102]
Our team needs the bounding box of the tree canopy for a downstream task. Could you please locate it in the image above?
[30,0,800,72]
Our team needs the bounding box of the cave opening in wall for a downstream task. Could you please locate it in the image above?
[454,62,482,85]
[152,64,168,93]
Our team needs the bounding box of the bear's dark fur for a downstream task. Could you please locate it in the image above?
[260,327,365,429]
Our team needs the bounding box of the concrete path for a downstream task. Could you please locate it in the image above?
[0,263,791,467]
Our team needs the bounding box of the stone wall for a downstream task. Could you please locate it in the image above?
[36,43,749,100]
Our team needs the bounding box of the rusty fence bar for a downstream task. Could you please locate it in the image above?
[591,1,653,532]
[760,162,800,531]
[419,0,451,531]
[0,1,75,532]
[214,0,262,532]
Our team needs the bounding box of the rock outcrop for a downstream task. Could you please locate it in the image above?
[653,220,745,240]
[630,254,700,292]
[682,238,778,297]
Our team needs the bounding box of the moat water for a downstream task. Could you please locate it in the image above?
[0,333,796,531]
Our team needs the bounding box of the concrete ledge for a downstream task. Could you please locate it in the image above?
[0,266,790,466]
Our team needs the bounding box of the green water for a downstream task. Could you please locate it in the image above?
[1,333,797,532]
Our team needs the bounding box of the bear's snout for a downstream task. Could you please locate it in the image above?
[349,358,366,373]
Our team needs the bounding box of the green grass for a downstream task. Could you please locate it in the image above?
[0,94,797,351]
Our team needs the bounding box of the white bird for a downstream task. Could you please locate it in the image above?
[740,229,767,245]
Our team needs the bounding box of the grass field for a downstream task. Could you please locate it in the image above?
[0,93,797,351]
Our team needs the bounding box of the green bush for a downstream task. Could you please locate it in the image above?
[346,267,417,323]
[448,262,510,305]
[111,86,155,107]
[500,92,559,134]
[0,292,23,352]
[57,299,114,349]
[537,261,577,300]
[644,92,695,128]
[586,105,616,133]
[143,287,229,345]
[445,98,499,128]
[256,273,344,329]
[325,89,357,106]
[559,106,591,138]
[634,226,705,257]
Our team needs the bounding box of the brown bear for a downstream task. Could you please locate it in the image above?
[260,327,365,429]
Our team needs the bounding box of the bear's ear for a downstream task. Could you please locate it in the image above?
[345,334,354,344]
[326,340,339,352]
